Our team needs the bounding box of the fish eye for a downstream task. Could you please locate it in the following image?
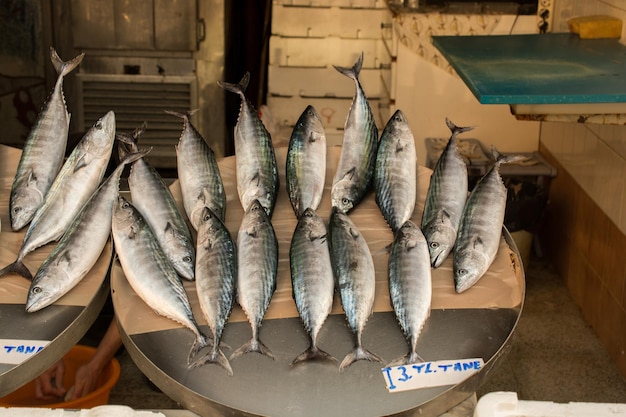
[457,268,467,276]
[304,210,313,217]
[95,120,103,129]
[341,198,351,206]
[32,286,42,294]
[183,256,192,263]
[203,213,211,221]
[430,242,439,249]
[12,207,20,214]
[121,201,130,209]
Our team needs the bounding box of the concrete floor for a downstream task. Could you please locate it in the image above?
[100,255,626,413]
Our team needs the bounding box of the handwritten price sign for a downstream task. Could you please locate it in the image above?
[382,358,484,393]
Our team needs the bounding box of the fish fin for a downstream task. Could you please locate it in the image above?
[188,345,233,376]
[0,260,33,280]
[348,227,360,240]
[445,117,476,138]
[333,52,364,80]
[291,344,337,367]
[339,346,383,372]
[471,235,484,249]
[73,152,89,172]
[50,47,85,77]
[230,338,275,361]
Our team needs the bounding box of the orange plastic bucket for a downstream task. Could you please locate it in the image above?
[0,345,121,408]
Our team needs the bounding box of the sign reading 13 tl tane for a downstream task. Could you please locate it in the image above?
[382,358,484,393]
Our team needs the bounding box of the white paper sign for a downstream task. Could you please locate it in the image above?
[382,358,484,393]
[0,339,50,365]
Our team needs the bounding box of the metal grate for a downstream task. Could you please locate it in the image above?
[76,74,198,169]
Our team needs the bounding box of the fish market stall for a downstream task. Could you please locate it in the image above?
[112,146,525,417]
[0,144,113,397]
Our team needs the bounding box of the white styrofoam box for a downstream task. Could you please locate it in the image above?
[475,392,626,417]
[267,65,391,99]
[272,4,392,39]
[269,36,391,68]
[266,94,386,130]
[273,0,387,9]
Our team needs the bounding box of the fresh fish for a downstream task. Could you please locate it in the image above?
[454,149,524,293]
[218,72,279,217]
[373,109,417,234]
[329,208,383,371]
[112,196,209,365]
[0,111,116,280]
[289,208,336,366]
[331,52,379,214]
[286,105,326,218]
[120,125,195,281]
[191,206,237,375]
[232,199,278,360]
[421,118,474,268]
[25,150,149,312]
[10,48,84,231]
[388,220,432,365]
[168,110,226,229]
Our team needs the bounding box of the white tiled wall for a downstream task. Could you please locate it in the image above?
[540,0,626,234]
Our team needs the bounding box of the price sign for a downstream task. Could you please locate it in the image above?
[1,339,50,365]
[382,358,484,393]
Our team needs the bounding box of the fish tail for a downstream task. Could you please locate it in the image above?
[333,51,364,81]
[445,117,475,138]
[188,344,233,376]
[164,109,200,119]
[339,345,384,372]
[386,351,425,367]
[50,47,85,77]
[218,72,250,96]
[230,337,275,361]
[0,260,33,280]
[290,344,338,367]
[491,146,527,166]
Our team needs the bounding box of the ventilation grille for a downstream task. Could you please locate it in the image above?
[76,74,198,169]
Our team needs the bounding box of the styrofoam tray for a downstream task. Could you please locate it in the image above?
[475,392,626,417]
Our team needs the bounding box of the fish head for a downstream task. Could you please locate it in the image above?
[453,250,489,293]
[82,111,116,156]
[331,181,357,214]
[25,268,67,313]
[10,185,43,231]
[112,195,139,231]
[423,221,456,268]
[299,208,326,240]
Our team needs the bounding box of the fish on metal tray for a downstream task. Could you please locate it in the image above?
[453,148,524,293]
[168,110,226,229]
[289,208,336,366]
[387,220,432,366]
[10,48,84,232]
[331,52,379,214]
[286,105,327,219]
[373,109,417,234]
[329,207,383,371]
[190,206,237,375]
[119,124,196,281]
[232,199,278,361]
[26,149,149,312]
[422,118,474,268]
[0,111,116,280]
[112,196,209,366]
[218,72,279,218]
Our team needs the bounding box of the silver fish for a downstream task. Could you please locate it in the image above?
[331,52,378,214]
[0,111,116,280]
[454,149,523,293]
[232,199,278,361]
[112,196,209,365]
[286,105,327,219]
[121,125,195,281]
[388,220,432,365]
[218,73,279,217]
[329,208,383,371]
[422,118,474,268]
[169,110,226,229]
[25,150,148,312]
[373,109,417,234]
[10,48,84,231]
[289,208,336,366]
[191,206,237,375]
